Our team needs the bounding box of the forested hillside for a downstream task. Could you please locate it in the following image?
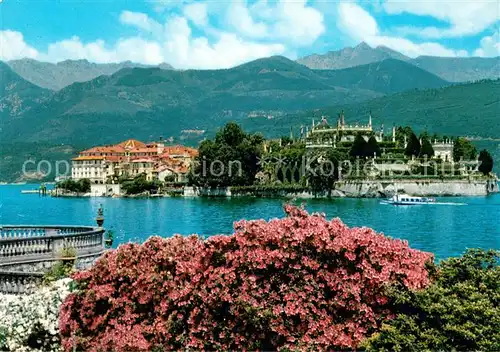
[1,56,497,182]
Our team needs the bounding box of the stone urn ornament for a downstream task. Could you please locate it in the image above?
[96,205,104,227]
[105,229,114,248]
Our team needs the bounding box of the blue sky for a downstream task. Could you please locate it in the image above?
[1,0,498,68]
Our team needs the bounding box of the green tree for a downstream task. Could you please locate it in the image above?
[280,136,293,146]
[266,140,282,154]
[56,179,91,193]
[395,126,412,147]
[419,137,435,158]
[405,132,421,157]
[307,149,345,194]
[278,142,306,163]
[453,137,477,161]
[365,135,381,158]
[215,122,246,146]
[190,122,264,187]
[478,149,494,175]
[121,174,161,195]
[350,133,368,158]
[164,174,176,183]
[362,249,500,351]
[77,178,91,193]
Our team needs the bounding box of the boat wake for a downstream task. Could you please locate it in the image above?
[430,201,467,206]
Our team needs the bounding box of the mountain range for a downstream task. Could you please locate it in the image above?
[2,56,452,146]
[6,59,174,91]
[5,42,500,92]
[1,43,499,181]
[297,42,500,82]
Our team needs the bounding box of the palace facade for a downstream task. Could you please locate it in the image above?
[302,112,458,162]
[71,139,198,184]
[304,111,390,150]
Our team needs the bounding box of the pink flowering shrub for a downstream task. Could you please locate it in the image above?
[59,205,432,351]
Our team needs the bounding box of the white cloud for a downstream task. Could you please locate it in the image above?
[0,30,39,61]
[31,13,284,69]
[119,11,163,37]
[474,30,500,57]
[161,16,285,69]
[337,3,470,58]
[182,33,285,69]
[369,36,468,58]
[183,2,209,27]
[0,1,321,68]
[3,0,493,68]
[42,36,164,65]
[272,0,325,46]
[151,0,194,13]
[227,0,325,46]
[227,1,269,38]
[0,5,285,69]
[383,0,500,38]
[338,3,378,39]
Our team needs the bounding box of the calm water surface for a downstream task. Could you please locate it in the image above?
[1,184,499,260]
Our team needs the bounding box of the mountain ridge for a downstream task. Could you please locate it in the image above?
[0,61,51,119]
[240,79,500,139]
[6,58,174,91]
[297,42,500,82]
[297,42,408,70]
[3,55,452,143]
[314,59,448,94]
[2,55,390,146]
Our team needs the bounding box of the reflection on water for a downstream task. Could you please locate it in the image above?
[1,185,499,260]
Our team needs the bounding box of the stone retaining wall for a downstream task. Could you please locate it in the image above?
[185,179,499,199]
[335,179,499,198]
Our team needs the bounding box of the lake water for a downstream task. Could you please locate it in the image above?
[1,184,499,260]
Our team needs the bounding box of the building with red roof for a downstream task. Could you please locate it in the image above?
[71,139,197,184]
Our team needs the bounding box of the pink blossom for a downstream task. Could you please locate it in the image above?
[59,205,433,351]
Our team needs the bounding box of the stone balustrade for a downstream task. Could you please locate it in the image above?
[0,225,105,294]
[0,226,105,264]
[0,271,44,294]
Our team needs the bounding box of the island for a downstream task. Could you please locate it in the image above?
[58,115,498,198]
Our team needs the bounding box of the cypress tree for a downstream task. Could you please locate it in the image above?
[405,132,421,157]
[419,137,434,158]
[365,135,381,158]
[478,149,494,175]
[350,133,368,158]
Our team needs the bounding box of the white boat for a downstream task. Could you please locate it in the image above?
[381,193,436,205]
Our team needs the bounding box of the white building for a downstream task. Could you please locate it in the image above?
[432,140,454,162]
[71,156,107,184]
